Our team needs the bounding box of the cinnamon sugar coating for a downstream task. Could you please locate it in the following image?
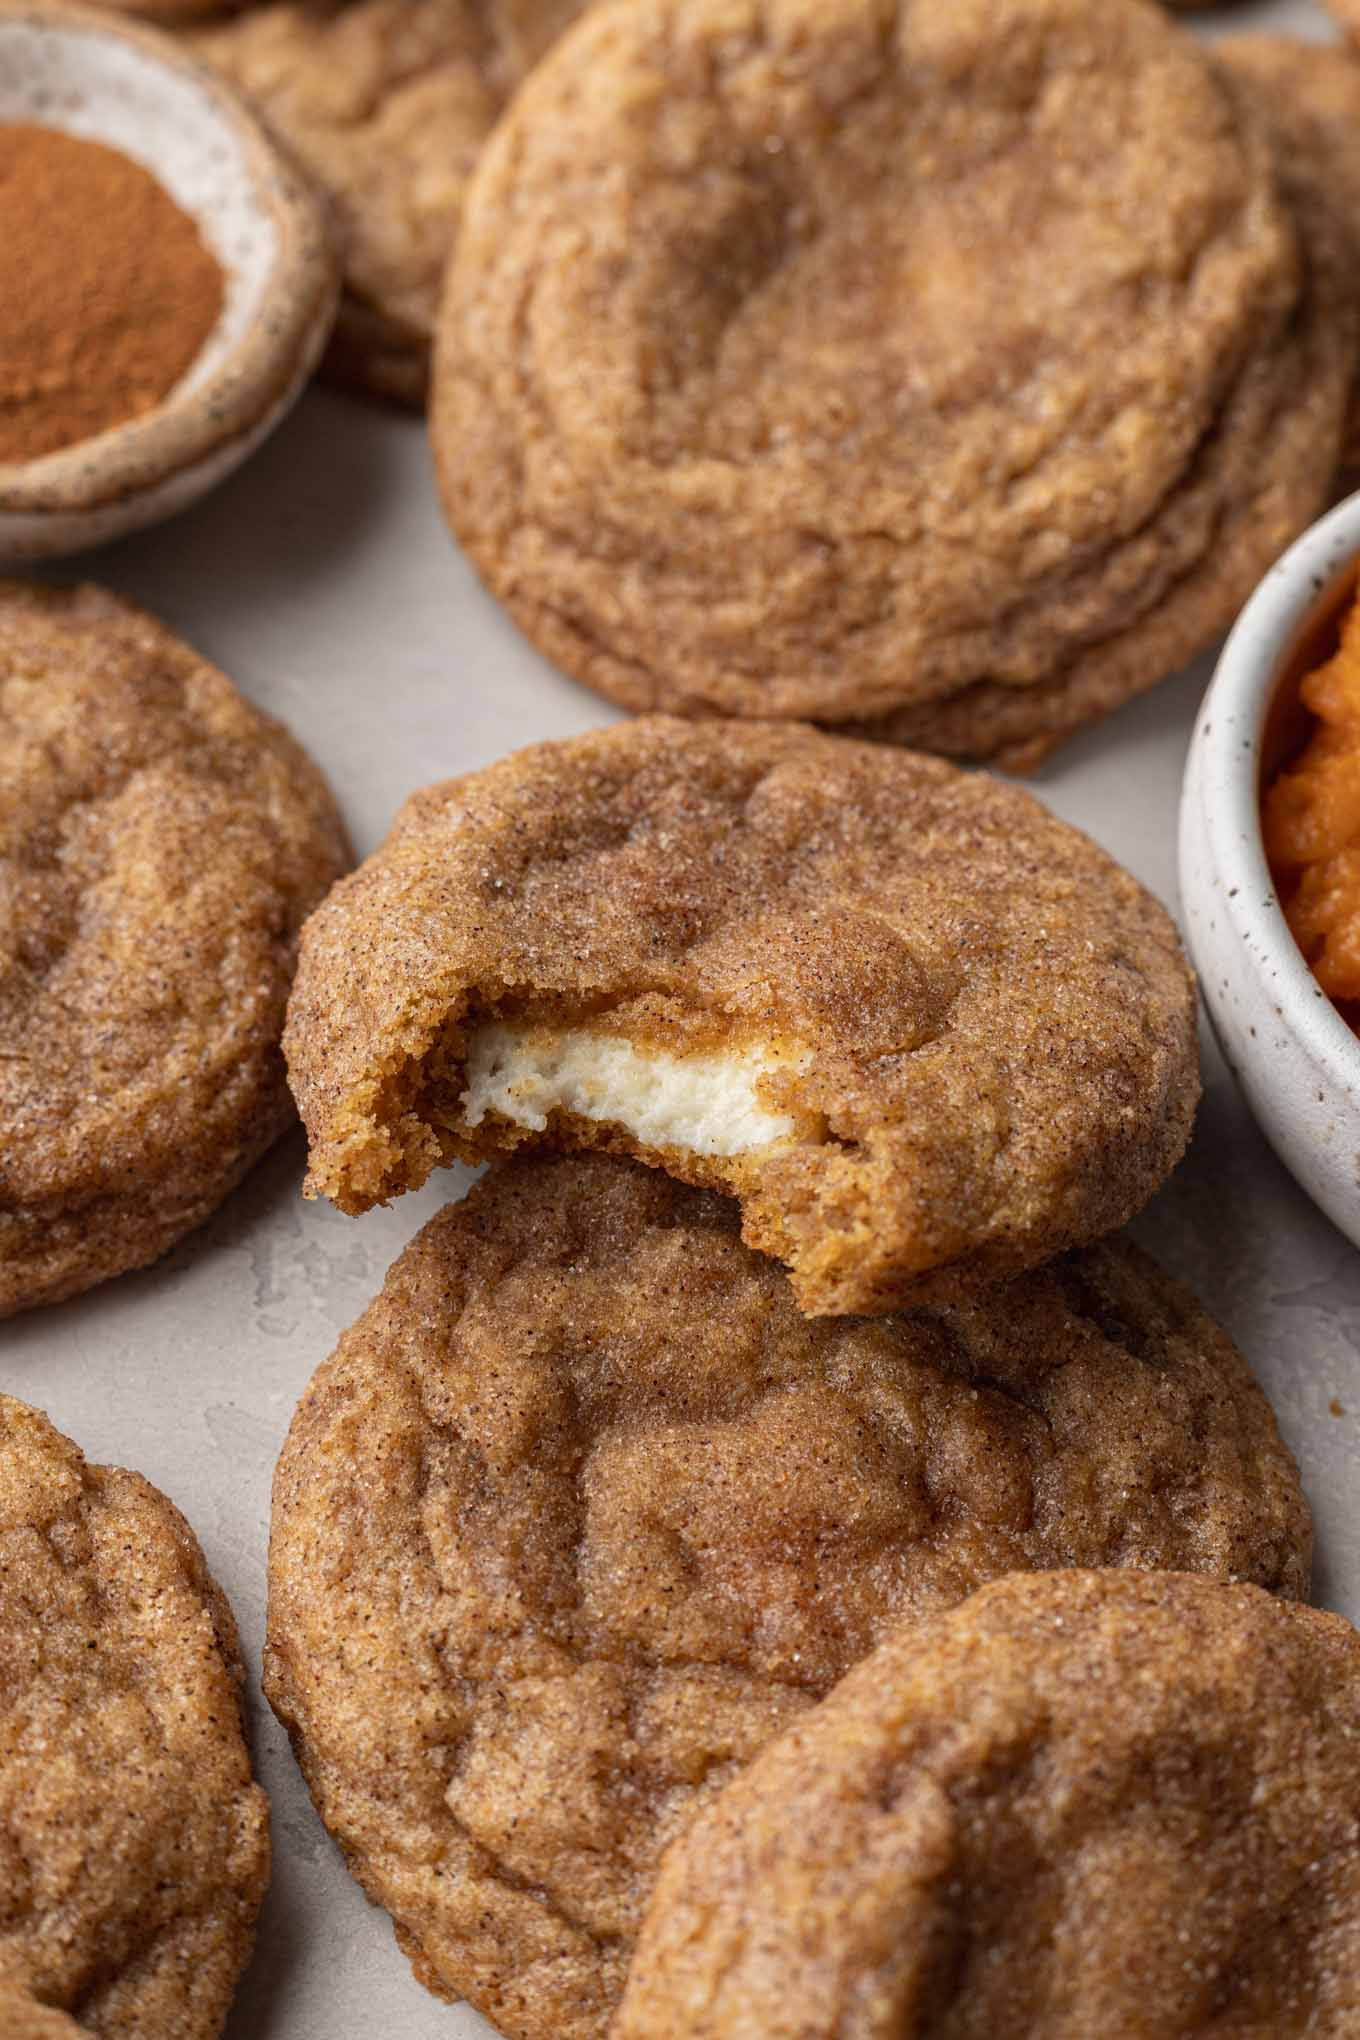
[0,580,350,1317]
[0,1396,270,2037]
[191,0,585,404]
[616,1570,1360,2040]
[265,1158,1309,2040]
[285,718,1198,1316]
[434,0,1354,766]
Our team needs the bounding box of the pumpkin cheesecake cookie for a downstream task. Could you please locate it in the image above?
[285,719,1197,1316]
[0,1395,270,2037]
[0,580,349,1317]
[434,0,1353,767]
[1218,35,1360,470]
[615,1569,1360,2040]
[190,0,585,404]
[265,1157,1309,2040]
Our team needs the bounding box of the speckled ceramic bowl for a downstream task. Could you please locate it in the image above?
[0,0,339,559]
[1180,490,1360,1248]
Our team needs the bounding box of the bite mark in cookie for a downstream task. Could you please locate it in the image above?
[462,1023,818,1154]
[284,718,1199,1316]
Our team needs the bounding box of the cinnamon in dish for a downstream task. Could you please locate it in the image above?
[0,123,224,462]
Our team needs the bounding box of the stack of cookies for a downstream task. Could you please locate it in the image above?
[88,0,1360,761]
[259,713,1352,2038]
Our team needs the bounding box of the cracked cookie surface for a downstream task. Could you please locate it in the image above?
[0,1395,270,2037]
[615,1569,1360,2040]
[191,0,585,404]
[0,580,350,1317]
[265,1157,1309,2040]
[434,0,1353,766]
[284,717,1198,1316]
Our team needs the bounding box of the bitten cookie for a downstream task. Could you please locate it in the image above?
[264,1156,1309,2040]
[0,580,350,1317]
[434,0,1354,766]
[0,1395,270,2037]
[615,1569,1360,2039]
[190,0,586,404]
[285,718,1198,1316]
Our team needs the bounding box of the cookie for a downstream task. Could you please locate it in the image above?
[616,1569,1360,2039]
[0,580,350,1317]
[433,0,1354,768]
[0,2004,81,2039]
[97,0,255,19]
[264,1154,1309,2040]
[190,0,585,405]
[1218,35,1360,470]
[285,718,1197,1316]
[0,1395,270,2037]
[1327,0,1360,41]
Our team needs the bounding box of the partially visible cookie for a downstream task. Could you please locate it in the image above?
[265,1155,1309,2040]
[285,718,1197,1316]
[615,1570,1360,2040]
[0,1395,270,2037]
[191,0,585,404]
[86,0,240,18]
[0,580,350,1317]
[0,2000,80,2040]
[434,0,1354,766]
[97,0,255,19]
[1218,35,1360,469]
[1326,0,1360,42]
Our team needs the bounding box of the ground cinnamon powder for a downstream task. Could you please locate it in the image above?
[0,123,225,462]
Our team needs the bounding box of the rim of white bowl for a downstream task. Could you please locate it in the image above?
[0,0,337,516]
[1194,487,1360,1086]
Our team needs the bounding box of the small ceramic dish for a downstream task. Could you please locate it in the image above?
[1180,489,1360,1248]
[0,0,339,559]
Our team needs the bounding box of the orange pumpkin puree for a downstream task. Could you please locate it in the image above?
[1263,583,1360,1008]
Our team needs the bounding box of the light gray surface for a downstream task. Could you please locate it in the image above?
[2,4,1356,2033]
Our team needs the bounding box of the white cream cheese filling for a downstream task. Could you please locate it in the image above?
[460,1023,815,1158]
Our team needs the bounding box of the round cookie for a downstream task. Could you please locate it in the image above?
[284,717,1198,1316]
[615,1569,1360,2040]
[0,580,350,1317]
[0,1395,270,2036]
[1217,35,1360,470]
[433,0,1355,767]
[1327,0,1360,42]
[264,1154,1310,2040]
[189,0,586,405]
